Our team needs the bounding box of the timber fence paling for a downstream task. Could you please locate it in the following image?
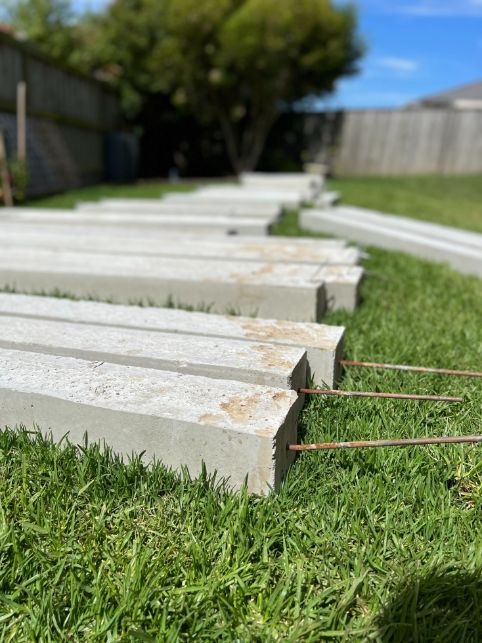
[0,32,121,196]
[332,108,482,176]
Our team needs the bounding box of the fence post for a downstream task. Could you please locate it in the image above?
[0,132,13,207]
[17,81,27,162]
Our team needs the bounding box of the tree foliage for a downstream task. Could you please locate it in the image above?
[154,0,363,171]
[4,0,79,63]
[79,0,167,117]
[6,0,363,172]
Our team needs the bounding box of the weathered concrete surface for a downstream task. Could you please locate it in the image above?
[0,224,361,265]
[240,172,323,201]
[77,199,281,218]
[0,314,306,389]
[0,294,345,387]
[0,248,327,321]
[0,222,348,249]
[313,265,364,311]
[316,191,341,208]
[166,187,302,208]
[0,348,301,494]
[0,208,272,236]
[0,242,361,312]
[241,171,322,184]
[300,209,482,278]
[330,206,482,251]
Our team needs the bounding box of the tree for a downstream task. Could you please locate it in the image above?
[4,0,79,64]
[78,0,167,118]
[153,0,363,172]
[6,0,363,173]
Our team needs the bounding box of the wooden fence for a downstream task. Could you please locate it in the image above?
[0,32,131,197]
[332,108,482,176]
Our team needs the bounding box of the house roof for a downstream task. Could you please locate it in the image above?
[414,79,482,106]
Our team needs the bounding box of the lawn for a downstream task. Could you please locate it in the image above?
[1,178,481,640]
[328,175,482,233]
[23,180,201,209]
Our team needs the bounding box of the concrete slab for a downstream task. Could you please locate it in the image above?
[0,242,360,313]
[0,293,345,387]
[0,348,301,494]
[313,265,364,311]
[0,208,272,236]
[166,187,302,208]
[0,314,306,389]
[0,225,361,265]
[300,209,482,278]
[240,173,323,200]
[241,171,323,187]
[0,220,347,247]
[0,248,327,321]
[77,199,281,218]
[332,206,482,251]
[316,191,341,207]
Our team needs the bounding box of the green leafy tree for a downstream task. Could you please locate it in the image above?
[79,0,167,117]
[154,0,363,172]
[6,0,363,173]
[4,0,79,63]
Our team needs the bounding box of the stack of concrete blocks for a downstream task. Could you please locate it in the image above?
[0,224,363,317]
[300,206,482,278]
[0,177,363,492]
[0,207,272,236]
[237,171,340,207]
[0,293,345,494]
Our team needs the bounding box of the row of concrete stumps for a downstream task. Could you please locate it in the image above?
[0,173,479,493]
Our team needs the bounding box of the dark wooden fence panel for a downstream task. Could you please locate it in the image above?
[0,33,131,197]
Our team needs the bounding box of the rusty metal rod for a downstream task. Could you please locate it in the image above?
[288,435,482,451]
[340,359,482,379]
[299,388,464,403]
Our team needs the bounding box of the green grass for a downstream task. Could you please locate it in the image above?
[1,178,481,640]
[329,175,482,233]
[23,180,201,209]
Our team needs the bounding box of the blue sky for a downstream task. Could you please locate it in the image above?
[69,0,482,109]
[330,0,482,108]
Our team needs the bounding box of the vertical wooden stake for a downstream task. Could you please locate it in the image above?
[17,81,27,162]
[0,132,13,207]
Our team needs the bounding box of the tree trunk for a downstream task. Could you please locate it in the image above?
[218,108,279,175]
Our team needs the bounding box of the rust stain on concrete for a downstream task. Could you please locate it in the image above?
[253,343,293,370]
[220,393,260,422]
[198,412,224,425]
[241,320,317,345]
[239,243,320,262]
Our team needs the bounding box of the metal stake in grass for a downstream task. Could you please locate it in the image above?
[288,435,482,451]
[340,359,482,379]
[299,388,464,403]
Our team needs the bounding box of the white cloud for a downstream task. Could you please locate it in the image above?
[377,57,420,73]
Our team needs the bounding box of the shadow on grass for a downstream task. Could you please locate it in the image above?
[374,568,482,642]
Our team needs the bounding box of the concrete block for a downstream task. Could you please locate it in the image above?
[0,293,345,387]
[314,265,364,311]
[0,248,327,321]
[0,208,271,236]
[0,314,306,389]
[303,163,327,177]
[333,206,482,251]
[316,191,341,207]
[240,173,323,200]
[300,209,482,278]
[167,187,302,208]
[77,199,281,218]
[241,171,322,184]
[0,224,361,265]
[0,348,301,494]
